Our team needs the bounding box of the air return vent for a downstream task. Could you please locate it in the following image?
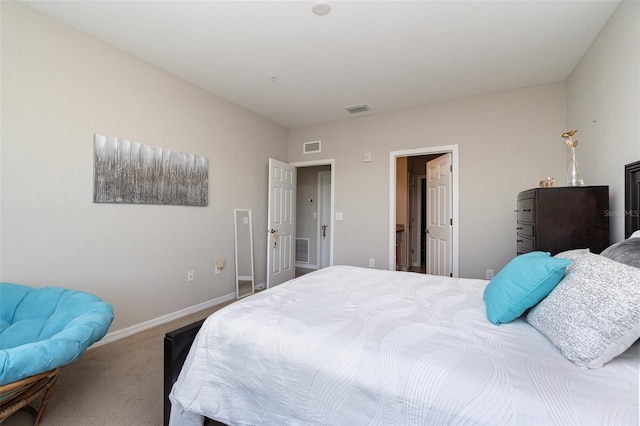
[296,238,310,263]
[345,104,369,114]
[303,140,321,154]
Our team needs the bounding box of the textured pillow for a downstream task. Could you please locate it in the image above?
[526,252,640,369]
[600,238,640,268]
[483,252,570,325]
[555,248,590,262]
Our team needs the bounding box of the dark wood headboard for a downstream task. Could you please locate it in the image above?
[625,160,640,238]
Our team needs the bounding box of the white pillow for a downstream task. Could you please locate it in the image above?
[526,252,640,369]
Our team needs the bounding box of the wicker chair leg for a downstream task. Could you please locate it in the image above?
[33,372,58,426]
[0,368,60,425]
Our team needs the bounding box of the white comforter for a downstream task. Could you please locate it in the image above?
[170,265,639,426]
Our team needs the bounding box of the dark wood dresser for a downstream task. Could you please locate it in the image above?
[516,186,610,255]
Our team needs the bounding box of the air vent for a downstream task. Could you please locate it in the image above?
[303,140,321,154]
[345,104,369,114]
[296,238,310,263]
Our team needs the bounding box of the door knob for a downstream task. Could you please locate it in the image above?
[269,229,279,248]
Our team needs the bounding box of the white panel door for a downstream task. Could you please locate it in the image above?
[426,153,452,276]
[267,158,296,288]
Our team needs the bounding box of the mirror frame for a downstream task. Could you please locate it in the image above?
[234,208,255,299]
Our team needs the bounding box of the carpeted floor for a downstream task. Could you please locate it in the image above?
[8,301,234,426]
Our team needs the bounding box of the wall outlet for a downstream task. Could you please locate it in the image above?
[485,269,494,280]
[369,258,375,267]
[187,270,194,282]
[215,258,224,275]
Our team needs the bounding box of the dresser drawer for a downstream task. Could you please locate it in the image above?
[517,236,534,255]
[517,198,534,223]
[516,223,534,238]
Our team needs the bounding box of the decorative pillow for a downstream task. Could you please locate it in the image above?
[483,252,570,325]
[600,237,640,268]
[526,252,640,369]
[555,248,590,262]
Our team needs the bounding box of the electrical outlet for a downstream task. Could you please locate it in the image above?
[187,270,194,282]
[215,258,224,275]
[369,258,375,267]
[485,269,494,280]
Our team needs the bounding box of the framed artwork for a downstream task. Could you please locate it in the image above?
[93,134,208,206]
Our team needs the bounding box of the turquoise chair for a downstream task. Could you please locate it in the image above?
[0,282,114,424]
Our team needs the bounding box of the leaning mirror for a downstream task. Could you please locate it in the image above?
[234,209,255,299]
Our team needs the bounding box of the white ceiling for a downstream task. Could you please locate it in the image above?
[22,1,620,128]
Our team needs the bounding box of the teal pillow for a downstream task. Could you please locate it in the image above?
[483,252,570,325]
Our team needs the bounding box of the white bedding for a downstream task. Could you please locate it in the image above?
[170,265,639,426]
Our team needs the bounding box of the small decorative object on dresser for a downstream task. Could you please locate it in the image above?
[562,130,585,186]
[516,186,609,255]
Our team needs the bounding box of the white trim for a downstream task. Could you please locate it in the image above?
[291,159,335,267]
[295,263,319,270]
[389,145,459,277]
[90,292,236,348]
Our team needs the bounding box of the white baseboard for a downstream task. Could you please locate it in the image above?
[295,263,319,270]
[91,292,236,348]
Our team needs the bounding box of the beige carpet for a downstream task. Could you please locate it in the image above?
[8,301,234,426]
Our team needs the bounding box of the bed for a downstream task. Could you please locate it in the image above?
[166,163,640,426]
[168,264,639,425]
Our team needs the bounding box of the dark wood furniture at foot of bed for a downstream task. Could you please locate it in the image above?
[164,320,204,426]
[164,322,227,426]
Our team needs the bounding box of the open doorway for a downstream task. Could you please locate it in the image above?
[404,155,440,273]
[389,146,459,277]
[292,160,335,277]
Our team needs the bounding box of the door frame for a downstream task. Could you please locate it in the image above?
[389,146,459,277]
[317,170,331,268]
[291,159,335,268]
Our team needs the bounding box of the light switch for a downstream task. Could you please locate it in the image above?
[336,212,344,220]
[364,152,372,163]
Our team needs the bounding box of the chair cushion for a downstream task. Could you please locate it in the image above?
[0,283,114,385]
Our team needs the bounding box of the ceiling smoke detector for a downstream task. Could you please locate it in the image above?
[345,104,369,114]
[312,2,331,16]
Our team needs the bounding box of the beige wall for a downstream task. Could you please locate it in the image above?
[2,1,636,334]
[289,0,639,277]
[567,0,640,242]
[0,2,288,332]
[289,83,568,278]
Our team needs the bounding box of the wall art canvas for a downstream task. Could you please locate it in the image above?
[93,134,208,206]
